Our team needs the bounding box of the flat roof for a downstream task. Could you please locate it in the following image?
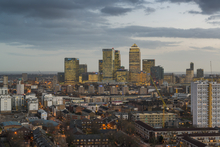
[181,136,207,147]
[2,121,21,127]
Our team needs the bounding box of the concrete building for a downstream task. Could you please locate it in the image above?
[64,58,79,84]
[67,85,73,93]
[0,87,8,95]
[113,50,121,80]
[151,66,164,86]
[110,86,118,95]
[0,95,12,113]
[186,69,194,83]
[28,98,39,113]
[197,68,204,78]
[129,44,141,83]
[54,84,61,93]
[132,111,177,128]
[98,60,103,82]
[3,75,8,88]
[78,85,85,94]
[52,75,57,89]
[17,81,24,95]
[137,71,147,85]
[102,49,114,82]
[122,85,129,95]
[116,69,129,82]
[38,109,47,120]
[88,85,95,94]
[12,95,25,112]
[139,86,147,95]
[22,73,28,82]
[57,72,64,83]
[98,85,104,94]
[164,73,175,84]
[79,64,87,76]
[191,80,220,128]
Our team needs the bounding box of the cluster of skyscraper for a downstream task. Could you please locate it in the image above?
[62,44,164,85]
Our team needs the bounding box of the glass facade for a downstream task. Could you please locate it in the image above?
[79,64,87,76]
[129,44,141,83]
[64,58,79,84]
[114,50,121,80]
[116,69,128,82]
[99,60,103,81]
[102,49,114,82]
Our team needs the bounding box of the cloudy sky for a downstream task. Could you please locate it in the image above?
[1,0,220,73]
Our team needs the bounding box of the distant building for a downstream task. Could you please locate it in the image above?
[99,60,103,82]
[0,95,12,113]
[116,69,129,82]
[98,85,104,94]
[190,62,194,70]
[78,85,85,94]
[79,64,87,76]
[185,62,194,83]
[17,81,24,95]
[110,86,118,95]
[82,72,99,83]
[164,73,175,84]
[67,85,73,93]
[197,68,204,78]
[139,86,147,95]
[3,75,8,88]
[137,71,147,85]
[0,87,8,95]
[38,109,47,120]
[27,98,38,113]
[103,49,114,82]
[142,59,155,74]
[22,73,28,82]
[11,95,25,112]
[64,58,79,84]
[54,84,61,94]
[88,85,95,94]
[114,50,121,80]
[57,72,64,83]
[151,66,164,86]
[52,75,57,89]
[129,44,141,83]
[122,85,129,95]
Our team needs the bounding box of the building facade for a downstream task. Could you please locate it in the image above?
[116,69,129,82]
[3,75,8,88]
[17,81,24,95]
[102,49,114,82]
[99,60,103,82]
[82,72,99,83]
[197,69,204,78]
[151,66,164,86]
[79,64,87,76]
[64,58,79,84]
[0,95,12,113]
[114,50,121,80]
[58,72,65,83]
[22,73,28,82]
[129,44,141,83]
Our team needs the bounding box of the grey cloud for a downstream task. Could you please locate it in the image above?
[144,7,156,15]
[207,15,220,20]
[158,0,220,15]
[188,10,201,14]
[207,21,220,25]
[101,6,132,16]
[190,46,219,50]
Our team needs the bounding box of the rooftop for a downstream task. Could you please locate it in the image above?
[1,121,21,127]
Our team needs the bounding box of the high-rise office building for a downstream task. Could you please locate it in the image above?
[151,66,164,86]
[58,72,65,83]
[3,76,8,88]
[114,50,121,80]
[99,60,103,82]
[137,71,147,85]
[64,58,79,84]
[191,81,220,127]
[22,73,28,82]
[17,81,24,95]
[190,62,194,70]
[116,69,129,82]
[79,64,87,76]
[102,49,114,82]
[82,72,99,83]
[129,44,141,83]
[197,69,204,78]
[142,59,155,74]
[52,75,57,88]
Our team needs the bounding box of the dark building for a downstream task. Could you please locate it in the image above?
[99,60,103,81]
[58,72,65,83]
[190,62,194,70]
[197,68,204,78]
[151,66,164,86]
[79,64,87,76]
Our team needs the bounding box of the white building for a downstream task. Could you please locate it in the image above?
[191,80,220,128]
[17,81,24,95]
[115,112,128,120]
[28,98,38,112]
[12,95,25,111]
[0,87,8,95]
[38,109,47,120]
[42,94,63,106]
[0,95,12,113]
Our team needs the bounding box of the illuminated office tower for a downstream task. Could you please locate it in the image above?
[82,72,99,83]
[79,64,87,76]
[99,60,103,81]
[137,71,147,85]
[22,73,28,82]
[129,44,141,83]
[197,69,204,78]
[102,49,114,82]
[3,76,8,88]
[114,50,121,80]
[142,59,155,74]
[64,58,79,84]
[116,69,129,82]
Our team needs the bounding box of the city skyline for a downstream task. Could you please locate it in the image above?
[1,0,220,72]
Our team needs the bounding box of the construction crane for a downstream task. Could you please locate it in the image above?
[149,75,167,128]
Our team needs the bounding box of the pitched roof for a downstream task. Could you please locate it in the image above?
[181,136,207,147]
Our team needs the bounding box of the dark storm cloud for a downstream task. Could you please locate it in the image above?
[101,6,132,16]
[158,0,220,15]
[144,7,156,15]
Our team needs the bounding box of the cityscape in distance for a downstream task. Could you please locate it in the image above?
[1,0,220,147]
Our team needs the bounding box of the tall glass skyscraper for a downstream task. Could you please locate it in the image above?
[114,50,121,80]
[64,58,79,84]
[79,64,87,76]
[142,59,155,74]
[129,44,141,83]
[102,49,114,82]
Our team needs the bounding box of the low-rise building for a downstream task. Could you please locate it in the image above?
[38,109,47,120]
[0,95,12,113]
